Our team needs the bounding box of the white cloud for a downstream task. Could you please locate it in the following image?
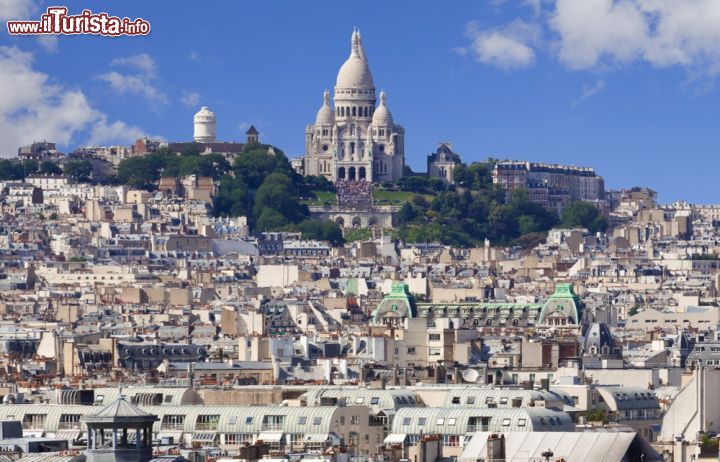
[549,0,649,70]
[189,51,201,62]
[0,0,35,21]
[572,79,606,106]
[464,20,540,70]
[97,53,167,104]
[88,117,147,146]
[550,0,720,75]
[181,91,200,107]
[111,53,158,77]
[36,35,58,53]
[461,0,720,78]
[0,45,150,156]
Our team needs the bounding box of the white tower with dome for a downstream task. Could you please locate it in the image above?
[303,29,405,182]
[193,106,217,143]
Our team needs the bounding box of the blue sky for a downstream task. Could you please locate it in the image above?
[1,0,720,203]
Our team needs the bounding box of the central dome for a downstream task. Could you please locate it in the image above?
[336,29,374,89]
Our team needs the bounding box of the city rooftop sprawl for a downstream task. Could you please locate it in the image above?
[3,29,720,462]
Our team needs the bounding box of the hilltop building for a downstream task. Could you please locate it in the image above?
[303,29,405,183]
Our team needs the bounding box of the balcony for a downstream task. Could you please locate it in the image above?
[161,423,184,431]
[261,424,283,431]
[58,422,82,430]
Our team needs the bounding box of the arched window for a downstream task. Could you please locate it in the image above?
[340,107,345,117]
[338,167,345,179]
[359,167,366,180]
[363,107,368,117]
[350,125,355,135]
[352,106,357,117]
[350,142,355,154]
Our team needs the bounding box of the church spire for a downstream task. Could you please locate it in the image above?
[351,28,360,56]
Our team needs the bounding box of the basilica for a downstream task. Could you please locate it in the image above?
[303,29,405,183]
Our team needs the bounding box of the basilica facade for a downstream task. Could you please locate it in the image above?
[303,29,405,183]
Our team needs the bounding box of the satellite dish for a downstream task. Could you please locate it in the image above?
[462,369,480,383]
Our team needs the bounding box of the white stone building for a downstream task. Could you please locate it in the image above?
[303,29,405,183]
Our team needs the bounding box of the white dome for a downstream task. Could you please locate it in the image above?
[315,90,335,125]
[336,30,374,89]
[194,106,215,121]
[372,91,393,126]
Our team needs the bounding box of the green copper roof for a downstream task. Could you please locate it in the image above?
[372,282,416,323]
[538,283,584,324]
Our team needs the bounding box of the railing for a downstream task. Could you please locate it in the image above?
[58,422,82,430]
[195,423,219,431]
[261,424,283,431]
[466,425,489,432]
[161,423,184,431]
[22,422,44,430]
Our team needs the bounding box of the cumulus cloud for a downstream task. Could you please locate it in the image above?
[181,91,200,107]
[97,53,168,104]
[462,0,720,78]
[551,0,720,75]
[36,35,58,53]
[0,0,35,21]
[0,45,150,156]
[464,20,540,70]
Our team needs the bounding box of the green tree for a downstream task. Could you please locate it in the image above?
[255,209,288,230]
[213,176,251,217]
[39,160,62,175]
[561,201,608,233]
[234,144,293,189]
[291,218,343,246]
[0,159,24,180]
[253,172,308,225]
[63,160,93,182]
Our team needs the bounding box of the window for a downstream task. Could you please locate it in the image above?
[502,418,511,427]
[228,416,237,425]
[485,397,494,405]
[355,397,364,404]
[500,397,508,405]
[518,418,527,427]
[402,417,411,426]
[22,414,46,430]
[418,418,427,426]
[196,415,220,431]
[59,414,82,430]
[245,416,254,425]
[447,418,457,426]
[428,333,441,341]
[370,397,380,405]
[436,418,445,425]
[451,396,461,404]
[466,397,476,405]
[161,415,185,430]
[298,416,307,425]
[224,434,253,445]
[351,415,360,425]
[313,417,322,425]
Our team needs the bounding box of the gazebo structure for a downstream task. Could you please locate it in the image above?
[81,396,158,462]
